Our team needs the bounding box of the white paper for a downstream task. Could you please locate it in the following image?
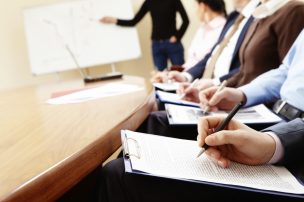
[47,83,143,104]
[24,0,141,75]
[153,82,180,91]
[156,90,200,108]
[123,130,304,195]
[165,104,282,125]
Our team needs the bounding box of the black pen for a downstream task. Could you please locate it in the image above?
[196,102,243,158]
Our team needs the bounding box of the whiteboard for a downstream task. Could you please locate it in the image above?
[23,0,141,75]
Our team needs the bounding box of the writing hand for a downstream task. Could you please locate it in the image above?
[199,87,245,111]
[197,116,276,168]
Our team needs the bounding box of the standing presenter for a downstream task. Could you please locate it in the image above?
[100,0,189,72]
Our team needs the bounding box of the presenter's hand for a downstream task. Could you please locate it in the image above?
[169,36,177,43]
[177,82,200,102]
[197,116,276,168]
[100,16,117,24]
[199,87,245,111]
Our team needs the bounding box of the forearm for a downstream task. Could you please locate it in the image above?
[175,0,189,40]
[238,66,287,107]
[117,2,148,26]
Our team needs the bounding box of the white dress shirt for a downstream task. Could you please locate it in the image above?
[182,0,260,83]
[253,0,289,19]
[183,16,226,70]
[212,0,260,82]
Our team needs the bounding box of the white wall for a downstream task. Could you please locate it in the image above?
[0,0,233,90]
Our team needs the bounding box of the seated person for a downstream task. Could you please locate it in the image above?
[98,116,304,202]
[155,0,304,102]
[151,0,256,84]
[141,27,304,139]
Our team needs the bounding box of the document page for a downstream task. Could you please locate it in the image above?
[156,90,200,108]
[47,83,143,104]
[123,130,304,195]
[165,104,282,125]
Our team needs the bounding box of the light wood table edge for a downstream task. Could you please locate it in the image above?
[1,90,156,202]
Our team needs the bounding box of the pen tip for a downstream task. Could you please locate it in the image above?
[196,148,205,158]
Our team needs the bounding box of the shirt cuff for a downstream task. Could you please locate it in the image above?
[265,132,284,164]
[181,72,193,83]
[238,84,256,107]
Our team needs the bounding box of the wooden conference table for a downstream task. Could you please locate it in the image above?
[0,76,155,202]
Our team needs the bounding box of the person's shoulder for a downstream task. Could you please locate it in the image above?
[277,1,304,16]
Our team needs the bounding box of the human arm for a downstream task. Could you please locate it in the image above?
[100,1,149,26]
[263,118,304,166]
[174,0,189,41]
[197,116,276,168]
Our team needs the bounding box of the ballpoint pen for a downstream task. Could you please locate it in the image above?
[196,102,243,158]
[202,80,227,115]
[179,78,200,99]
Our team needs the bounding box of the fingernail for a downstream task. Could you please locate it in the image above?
[218,160,227,168]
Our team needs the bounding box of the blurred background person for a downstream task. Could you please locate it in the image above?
[100,0,189,72]
[173,0,227,71]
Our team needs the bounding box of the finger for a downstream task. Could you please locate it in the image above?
[208,89,230,106]
[199,103,218,112]
[205,147,221,159]
[184,87,196,96]
[205,130,243,147]
[178,83,188,93]
[199,87,218,104]
[198,116,226,130]
[205,148,230,168]
[197,116,225,146]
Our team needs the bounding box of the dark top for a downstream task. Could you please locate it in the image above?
[116,0,189,41]
[227,1,304,87]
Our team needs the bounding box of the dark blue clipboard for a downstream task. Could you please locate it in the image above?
[121,130,304,199]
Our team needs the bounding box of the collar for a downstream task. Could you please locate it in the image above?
[253,0,289,19]
[241,0,261,18]
[201,16,226,29]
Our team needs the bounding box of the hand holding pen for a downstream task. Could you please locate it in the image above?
[196,113,276,168]
[199,84,246,112]
[196,102,243,158]
[201,80,227,114]
[179,78,200,100]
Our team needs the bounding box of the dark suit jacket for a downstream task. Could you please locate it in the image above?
[264,118,304,166]
[186,11,253,81]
